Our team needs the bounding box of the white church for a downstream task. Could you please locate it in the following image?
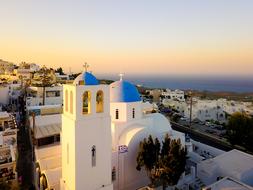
[35,69,186,190]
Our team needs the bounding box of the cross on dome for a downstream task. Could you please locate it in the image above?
[83,62,89,72]
[119,73,124,81]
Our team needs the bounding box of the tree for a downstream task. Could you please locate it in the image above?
[160,135,187,189]
[136,134,187,189]
[70,72,81,80]
[32,66,55,105]
[0,181,19,190]
[55,67,65,75]
[136,135,160,185]
[226,112,253,151]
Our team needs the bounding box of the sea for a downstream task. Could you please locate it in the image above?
[100,75,253,93]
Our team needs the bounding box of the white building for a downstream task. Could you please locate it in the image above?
[55,73,70,81]
[161,89,185,102]
[183,98,253,123]
[31,111,62,189]
[0,82,22,106]
[26,85,63,106]
[109,79,185,190]
[162,97,253,123]
[61,71,113,190]
[33,70,186,190]
[162,99,187,115]
[197,149,253,187]
[18,62,40,72]
[184,99,226,123]
[0,112,18,182]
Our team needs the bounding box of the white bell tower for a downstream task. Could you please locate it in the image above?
[61,70,113,190]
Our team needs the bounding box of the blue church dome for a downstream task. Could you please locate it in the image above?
[73,71,99,85]
[110,80,141,102]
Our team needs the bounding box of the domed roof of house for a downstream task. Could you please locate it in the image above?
[73,71,99,85]
[110,80,141,102]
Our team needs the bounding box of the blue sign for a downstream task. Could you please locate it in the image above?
[118,145,128,153]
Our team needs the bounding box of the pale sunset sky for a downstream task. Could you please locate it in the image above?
[0,0,253,77]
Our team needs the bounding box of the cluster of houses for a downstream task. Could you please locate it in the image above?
[0,59,253,190]
[146,88,253,124]
[0,60,68,108]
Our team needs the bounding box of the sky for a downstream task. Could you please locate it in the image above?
[0,0,253,77]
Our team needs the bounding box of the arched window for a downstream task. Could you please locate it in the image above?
[83,91,91,114]
[40,174,48,190]
[96,90,104,113]
[78,80,83,85]
[115,109,119,119]
[65,90,68,112]
[132,108,135,119]
[91,145,96,167]
[70,91,73,114]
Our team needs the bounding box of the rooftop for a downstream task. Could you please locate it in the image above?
[73,71,99,85]
[200,149,253,176]
[34,123,61,139]
[198,149,253,186]
[110,80,141,102]
[203,177,253,190]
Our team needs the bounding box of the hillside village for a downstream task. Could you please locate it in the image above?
[0,59,253,190]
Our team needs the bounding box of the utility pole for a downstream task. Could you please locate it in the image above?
[189,91,193,129]
[42,66,46,106]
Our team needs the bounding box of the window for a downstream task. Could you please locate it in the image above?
[70,91,73,114]
[65,90,68,112]
[46,91,60,97]
[132,108,135,119]
[79,80,84,85]
[96,90,104,113]
[91,145,96,167]
[112,167,116,181]
[55,91,60,97]
[83,91,91,114]
[115,109,119,119]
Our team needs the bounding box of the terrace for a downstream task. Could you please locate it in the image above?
[0,146,16,182]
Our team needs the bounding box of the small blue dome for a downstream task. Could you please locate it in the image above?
[73,71,99,85]
[110,80,141,102]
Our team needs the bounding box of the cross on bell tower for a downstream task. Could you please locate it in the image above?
[83,62,89,72]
